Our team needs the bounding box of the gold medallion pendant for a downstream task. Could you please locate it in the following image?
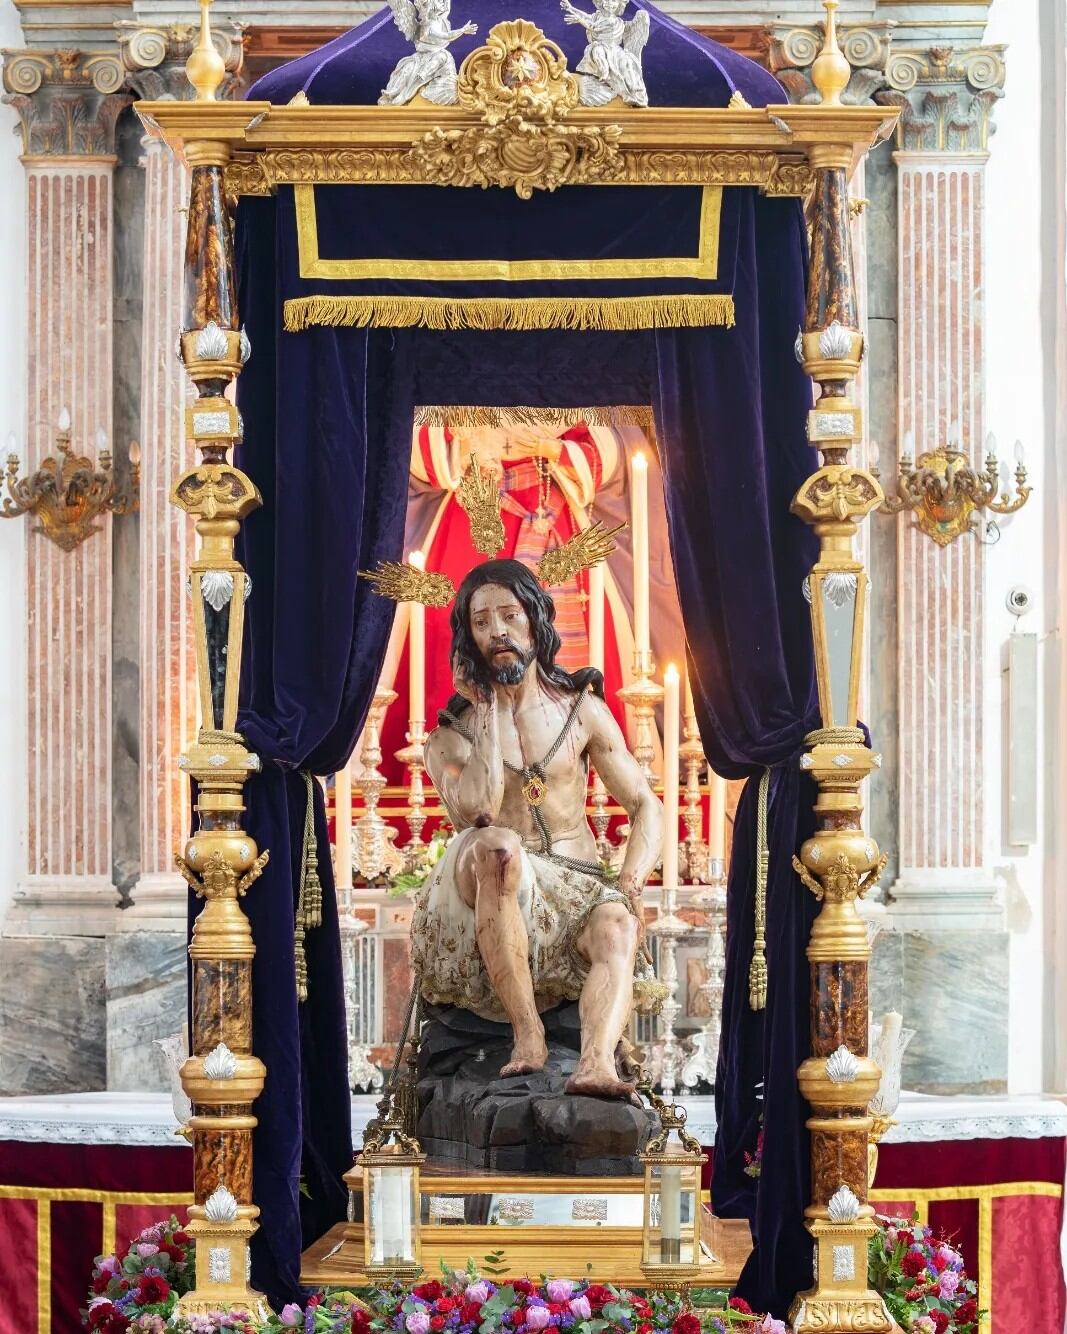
[522,772,547,806]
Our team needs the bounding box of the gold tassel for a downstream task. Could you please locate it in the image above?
[283,293,736,334]
[294,771,322,1001]
[749,767,771,1011]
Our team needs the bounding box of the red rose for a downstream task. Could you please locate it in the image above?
[584,1286,613,1311]
[172,1231,190,1245]
[637,1324,654,1334]
[929,1312,949,1334]
[137,1273,171,1305]
[437,1298,457,1313]
[309,1295,322,1308]
[92,1272,111,1295]
[672,1314,701,1334]
[416,1281,445,1302]
[902,1252,927,1278]
[431,1316,447,1330]
[161,1243,186,1263]
[102,1315,131,1334]
[728,1298,752,1315]
[930,1251,948,1273]
[514,1280,535,1297]
[353,1311,373,1334]
[460,1302,483,1323]
[904,1287,925,1303]
[513,1312,526,1327]
[955,1300,978,1328]
[118,1280,130,1291]
[88,1304,117,1331]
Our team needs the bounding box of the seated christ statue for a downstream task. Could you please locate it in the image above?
[412,558,664,1098]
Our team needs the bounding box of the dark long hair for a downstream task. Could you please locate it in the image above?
[440,559,604,723]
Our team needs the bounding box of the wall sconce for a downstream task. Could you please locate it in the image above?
[1,409,140,551]
[639,1099,706,1288]
[358,1113,425,1282]
[872,431,1031,547]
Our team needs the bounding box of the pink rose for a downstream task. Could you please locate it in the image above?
[280,1304,304,1327]
[136,1242,160,1258]
[910,1319,935,1334]
[937,1270,960,1299]
[408,1311,432,1334]
[569,1297,592,1320]
[526,1308,551,1330]
[757,1319,789,1334]
[465,1283,491,1305]
[545,1281,574,1302]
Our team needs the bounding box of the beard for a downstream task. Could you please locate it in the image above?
[485,640,535,686]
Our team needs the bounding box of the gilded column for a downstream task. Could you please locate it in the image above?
[877,47,1006,929]
[787,6,897,1330]
[118,23,244,930]
[1,51,128,937]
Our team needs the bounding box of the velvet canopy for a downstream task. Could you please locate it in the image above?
[247,0,784,110]
[225,6,820,1320]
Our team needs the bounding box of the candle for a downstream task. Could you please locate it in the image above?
[631,452,650,664]
[408,551,426,726]
[659,1165,682,1262]
[335,761,353,891]
[709,771,727,862]
[684,668,695,724]
[588,560,605,675]
[662,664,680,891]
[375,1166,409,1263]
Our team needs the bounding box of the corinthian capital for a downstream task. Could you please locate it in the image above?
[876,45,1006,153]
[767,22,894,105]
[1,50,129,157]
[116,21,246,102]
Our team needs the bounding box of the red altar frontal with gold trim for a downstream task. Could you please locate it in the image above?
[1,1095,1064,1333]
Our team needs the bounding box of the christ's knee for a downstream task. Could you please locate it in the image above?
[470,826,523,899]
[584,901,639,963]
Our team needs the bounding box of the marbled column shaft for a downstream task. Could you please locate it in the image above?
[192,959,253,1053]
[806,166,859,333]
[184,165,237,331]
[812,960,869,1057]
[895,156,986,874]
[132,139,198,921]
[15,162,117,933]
[193,1119,254,1203]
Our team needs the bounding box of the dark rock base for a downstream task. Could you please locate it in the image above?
[416,1002,656,1175]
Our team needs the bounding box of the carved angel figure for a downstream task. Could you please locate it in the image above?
[560,0,651,108]
[378,0,477,107]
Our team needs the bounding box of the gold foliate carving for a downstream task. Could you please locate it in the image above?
[221,148,810,196]
[792,465,883,525]
[793,852,888,904]
[407,116,622,198]
[177,849,270,899]
[171,465,261,522]
[537,520,626,587]
[358,560,457,607]
[456,458,506,555]
[791,1299,896,1333]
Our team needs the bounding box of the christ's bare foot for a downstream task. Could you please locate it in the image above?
[501,1035,548,1077]
[565,1059,637,1099]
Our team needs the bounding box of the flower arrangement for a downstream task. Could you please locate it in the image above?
[389,830,452,896]
[85,1216,195,1332]
[868,1216,980,1334]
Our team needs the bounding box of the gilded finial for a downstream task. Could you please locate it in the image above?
[187,0,226,101]
[812,0,850,107]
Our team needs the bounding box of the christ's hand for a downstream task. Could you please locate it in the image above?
[452,654,490,707]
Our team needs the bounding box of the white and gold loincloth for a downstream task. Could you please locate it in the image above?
[410,829,663,1021]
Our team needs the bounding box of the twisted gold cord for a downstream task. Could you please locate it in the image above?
[748,767,771,1011]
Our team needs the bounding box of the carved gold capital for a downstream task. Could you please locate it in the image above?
[118,20,246,102]
[1,49,128,158]
[792,465,883,530]
[172,463,261,523]
[877,45,1005,153]
[767,22,894,106]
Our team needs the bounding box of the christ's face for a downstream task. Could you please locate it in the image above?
[469,583,535,685]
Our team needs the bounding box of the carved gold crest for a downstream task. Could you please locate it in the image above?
[406,20,623,198]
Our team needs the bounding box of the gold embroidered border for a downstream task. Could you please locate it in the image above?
[282,293,735,332]
[872,1181,1064,1334]
[294,182,722,282]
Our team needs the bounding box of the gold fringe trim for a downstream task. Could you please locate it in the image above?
[282,293,736,334]
[415,403,655,431]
